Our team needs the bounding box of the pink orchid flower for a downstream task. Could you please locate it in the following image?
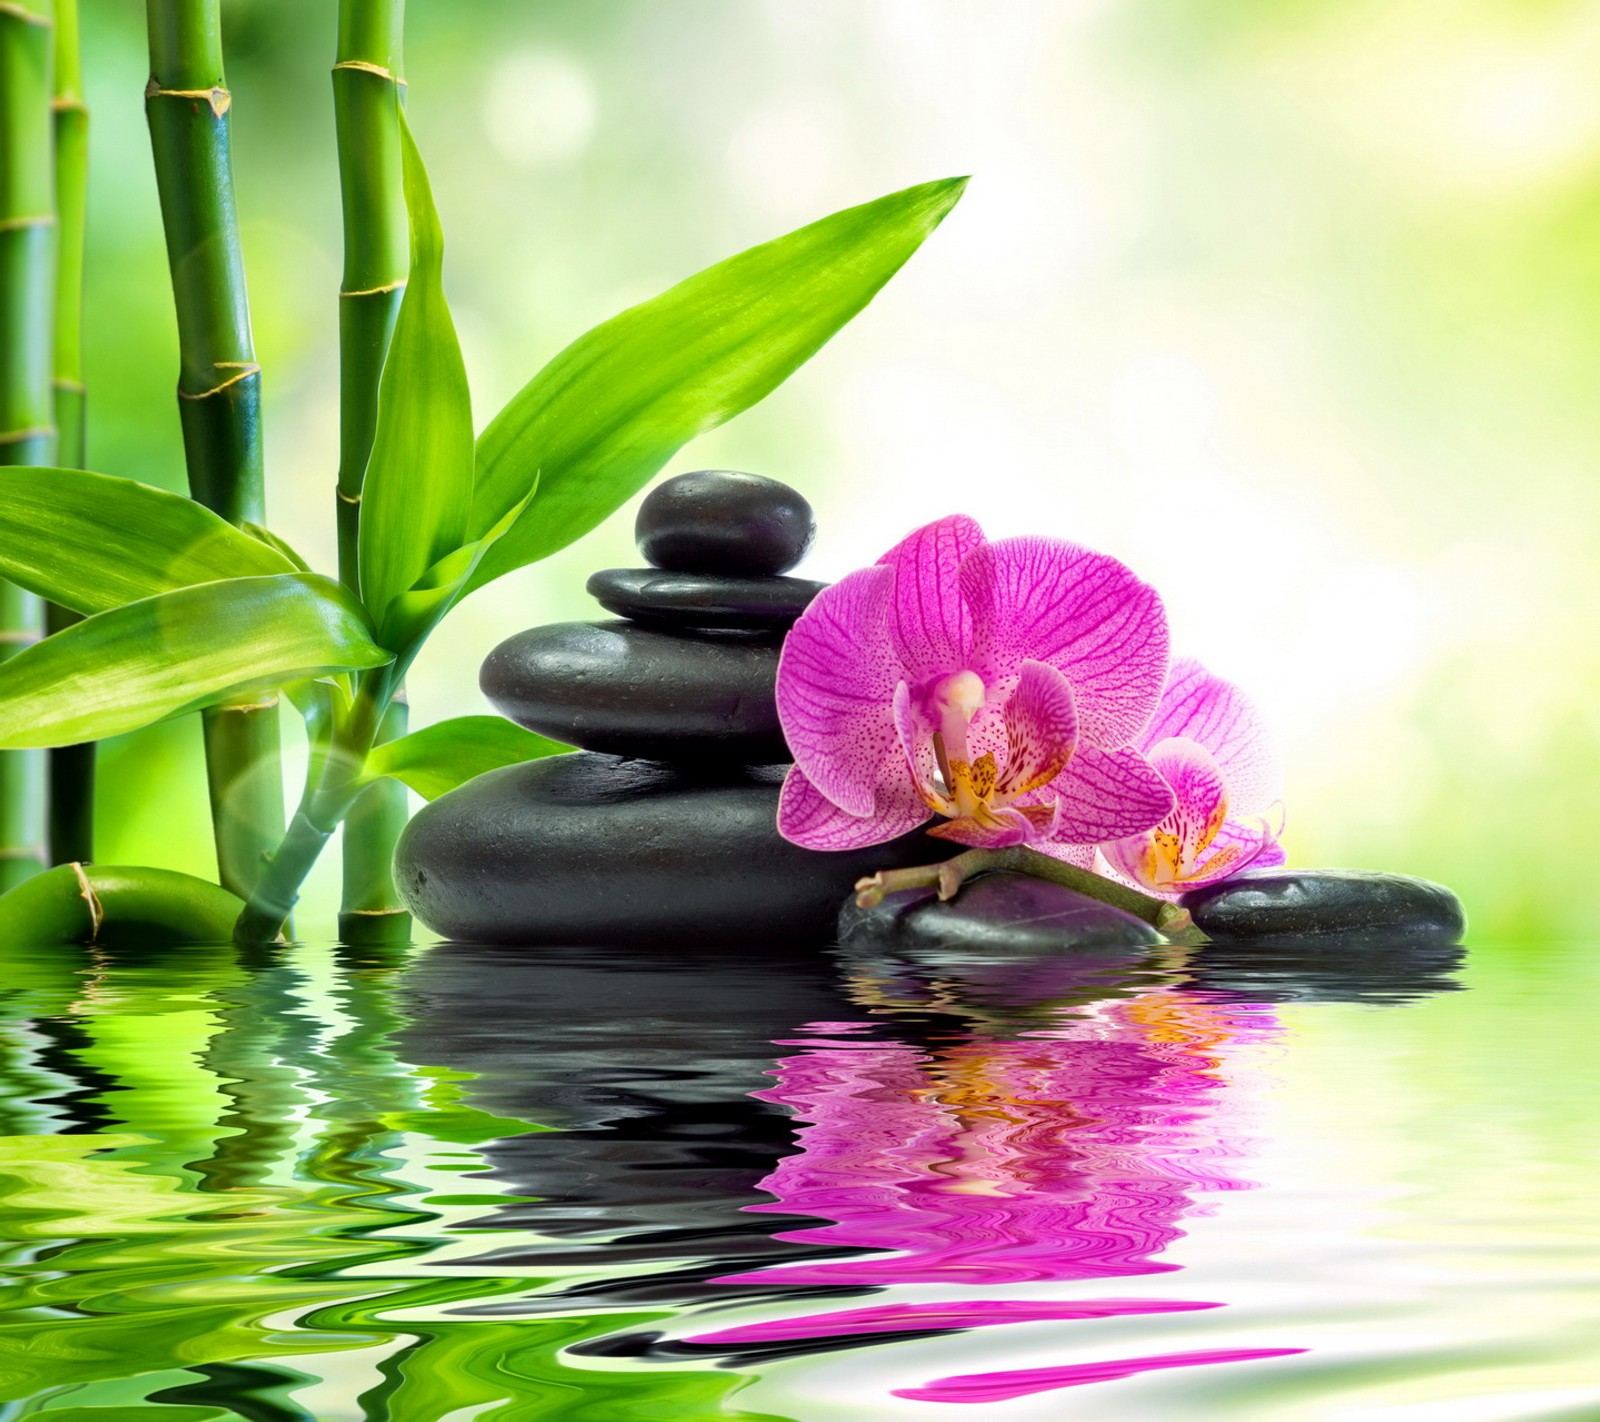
[776,515,1175,854]
[1101,657,1286,897]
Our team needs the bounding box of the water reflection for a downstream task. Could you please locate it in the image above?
[0,933,1463,1416]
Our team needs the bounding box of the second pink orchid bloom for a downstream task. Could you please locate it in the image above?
[776,515,1175,856]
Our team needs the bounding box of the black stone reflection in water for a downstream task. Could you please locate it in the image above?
[394,943,882,1307]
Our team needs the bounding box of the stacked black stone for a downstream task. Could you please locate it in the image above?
[395,471,957,947]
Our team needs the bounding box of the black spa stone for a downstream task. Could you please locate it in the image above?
[636,470,815,576]
[393,751,958,947]
[1183,868,1466,948]
[480,620,786,761]
[838,871,1162,956]
[586,567,825,632]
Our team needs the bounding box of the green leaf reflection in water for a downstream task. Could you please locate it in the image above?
[0,943,791,1420]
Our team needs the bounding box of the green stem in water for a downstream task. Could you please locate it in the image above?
[333,0,411,943]
[143,0,284,900]
[47,0,93,867]
[234,672,392,945]
[854,846,1207,943]
[339,694,411,945]
[0,0,56,891]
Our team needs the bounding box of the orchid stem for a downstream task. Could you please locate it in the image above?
[854,846,1206,943]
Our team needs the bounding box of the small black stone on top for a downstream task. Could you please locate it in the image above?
[637,470,816,577]
[587,567,826,633]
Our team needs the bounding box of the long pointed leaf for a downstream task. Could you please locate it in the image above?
[364,715,569,800]
[0,467,297,615]
[465,176,967,597]
[0,574,391,749]
[357,106,474,627]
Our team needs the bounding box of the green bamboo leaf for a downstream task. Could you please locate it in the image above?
[0,574,391,750]
[464,176,968,596]
[357,106,473,627]
[364,716,569,800]
[243,521,312,572]
[0,467,297,615]
[376,485,534,659]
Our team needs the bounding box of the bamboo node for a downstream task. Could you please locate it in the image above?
[0,631,44,645]
[344,907,410,917]
[52,377,87,395]
[178,363,261,400]
[0,425,55,446]
[0,214,55,233]
[337,488,363,505]
[332,59,406,86]
[0,847,47,859]
[70,862,105,940]
[341,279,407,298]
[0,3,52,26]
[216,696,281,713]
[145,80,232,119]
[51,97,88,115]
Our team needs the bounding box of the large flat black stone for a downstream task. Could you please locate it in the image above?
[480,620,786,762]
[1183,868,1466,947]
[587,568,825,632]
[394,751,957,947]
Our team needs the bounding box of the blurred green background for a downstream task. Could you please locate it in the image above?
[76,0,1595,942]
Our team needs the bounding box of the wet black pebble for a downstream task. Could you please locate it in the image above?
[1183,868,1466,947]
[838,871,1162,955]
[480,620,787,762]
[586,567,825,633]
[637,471,815,576]
[394,752,957,946]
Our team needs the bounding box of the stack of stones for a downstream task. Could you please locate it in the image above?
[395,471,954,947]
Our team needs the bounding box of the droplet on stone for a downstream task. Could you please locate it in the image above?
[637,470,815,576]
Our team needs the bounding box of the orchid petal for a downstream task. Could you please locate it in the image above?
[1140,657,1281,814]
[877,515,983,678]
[1195,816,1283,879]
[776,564,903,817]
[777,764,927,851]
[998,659,1078,797]
[892,679,948,814]
[1099,833,1162,893]
[962,537,1168,749]
[1148,736,1229,862]
[1028,838,1098,869]
[1044,745,1174,844]
[927,805,1035,849]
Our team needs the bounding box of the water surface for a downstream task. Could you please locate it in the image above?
[0,933,1593,1420]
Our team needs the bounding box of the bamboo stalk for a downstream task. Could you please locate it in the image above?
[144,0,284,900]
[334,0,412,944]
[47,0,93,867]
[0,0,55,893]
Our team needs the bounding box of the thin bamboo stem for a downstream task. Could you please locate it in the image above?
[0,0,55,892]
[144,0,284,899]
[236,672,391,945]
[334,0,411,943]
[47,0,92,867]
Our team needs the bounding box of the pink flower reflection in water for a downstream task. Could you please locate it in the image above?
[718,993,1279,1290]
